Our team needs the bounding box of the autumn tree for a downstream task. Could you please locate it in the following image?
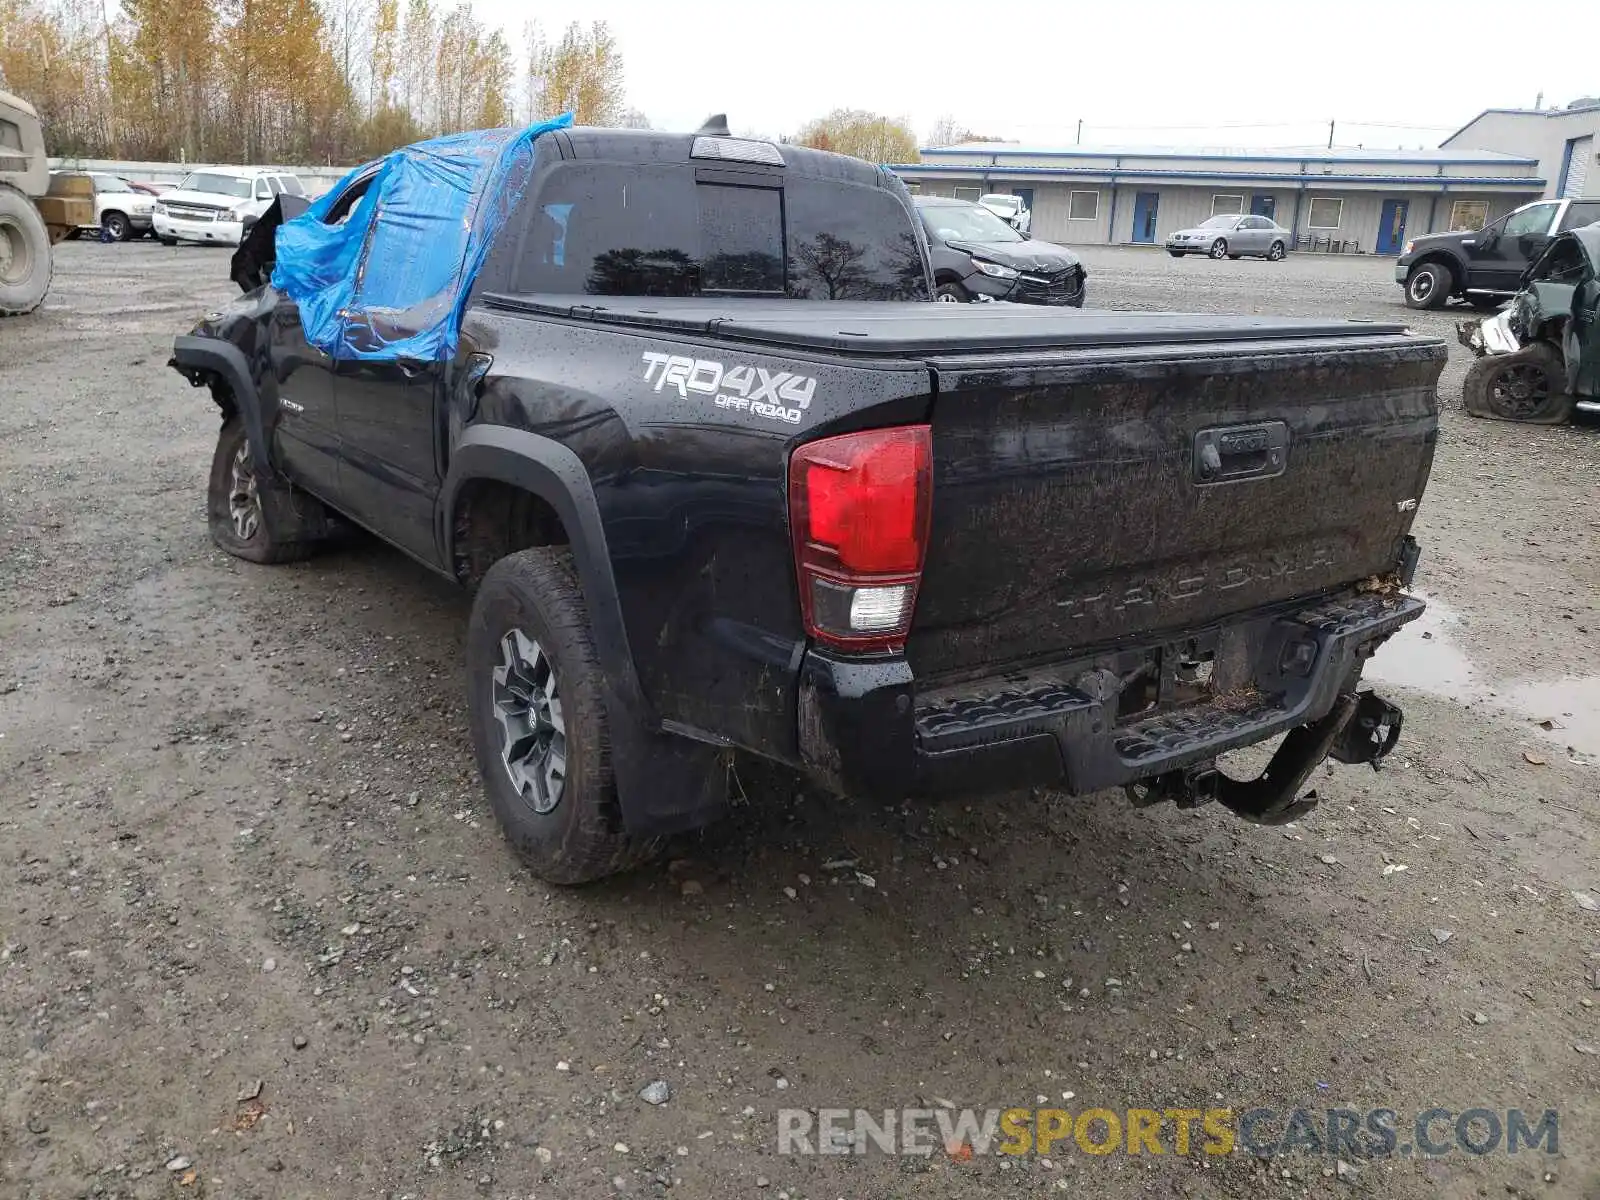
[527,20,624,125]
[1,0,114,156]
[114,0,216,160]
[797,109,920,163]
[4,0,629,163]
[367,0,398,112]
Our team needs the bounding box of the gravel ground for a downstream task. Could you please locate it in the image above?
[2,242,1598,1200]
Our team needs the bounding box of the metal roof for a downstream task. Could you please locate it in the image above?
[889,162,1546,191]
[1442,103,1600,145]
[919,143,1538,166]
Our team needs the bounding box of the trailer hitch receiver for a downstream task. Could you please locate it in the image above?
[1328,690,1403,767]
[1126,691,1400,827]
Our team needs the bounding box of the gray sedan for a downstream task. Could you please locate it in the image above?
[1167,213,1290,260]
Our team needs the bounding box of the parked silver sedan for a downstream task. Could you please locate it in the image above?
[1166,213,1290,260]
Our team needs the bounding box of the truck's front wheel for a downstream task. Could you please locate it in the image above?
[1404,262,1451,310]
[466,548,662,884]
[1461,342,1573,423]
[206,416,325,562]
[0,185,53,316]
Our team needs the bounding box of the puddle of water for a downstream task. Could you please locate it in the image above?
[1502,677,1600,758]
[1364,594,1600,758]
[1365,599,1479,700]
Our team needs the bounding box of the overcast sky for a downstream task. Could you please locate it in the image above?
[477,0,1600,151]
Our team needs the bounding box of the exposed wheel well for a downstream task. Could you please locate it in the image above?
[933,268,964,285]
[451,478,570,587]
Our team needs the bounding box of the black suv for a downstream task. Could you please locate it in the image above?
[915,196,1086,306]
[1397,197,1600,310]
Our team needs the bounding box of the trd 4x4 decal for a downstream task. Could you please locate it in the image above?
[640,352,816,425]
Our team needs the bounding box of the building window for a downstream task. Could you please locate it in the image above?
[904,181,922,193]
[1449,200,1488,232]
[954,185,981,202]
[1210,194,1245,217]
[1068,190,1099,220]
[1307,197,1343,230]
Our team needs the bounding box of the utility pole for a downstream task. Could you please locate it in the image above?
[1076,118,1082,145]
[1327,119,1335,149]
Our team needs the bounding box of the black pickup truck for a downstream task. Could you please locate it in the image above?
[173,123,1444,883]
[1397,196,1600,310]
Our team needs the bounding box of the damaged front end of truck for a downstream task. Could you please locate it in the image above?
[1456,224,1600,423]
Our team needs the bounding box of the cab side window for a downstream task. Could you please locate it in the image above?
[1503,203,1557,239]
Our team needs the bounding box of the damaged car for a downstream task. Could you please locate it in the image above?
[1457,222,1600,423]
[171,115,1442,884]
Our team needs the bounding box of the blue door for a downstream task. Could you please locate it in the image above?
[1377,199,1409,255]
[1251,194,1276,220]
[1132,191,1159,243]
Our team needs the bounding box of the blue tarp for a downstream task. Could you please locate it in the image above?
[272,113,573,361]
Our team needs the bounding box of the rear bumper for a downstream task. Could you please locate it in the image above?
[797,585,1424,802]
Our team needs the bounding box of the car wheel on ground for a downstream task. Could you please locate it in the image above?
[936,282,969,302]
[160,235,178,247]
[206,416,327,562]
[102,211,131,241]
[1461,343,1573,424]
[0,184,54,316]
[1209,239,1228,259]
[1404,262,1452,310]
[465,548,663,885]
[1267,241,1286,261]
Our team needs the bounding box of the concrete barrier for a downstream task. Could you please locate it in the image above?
[47,158,349,197]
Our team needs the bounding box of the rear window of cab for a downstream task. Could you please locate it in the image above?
[484,162,929,301]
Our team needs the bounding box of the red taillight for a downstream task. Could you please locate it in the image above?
[788,425,932,653]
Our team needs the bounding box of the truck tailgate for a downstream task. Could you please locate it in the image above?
[910,331,1443,681]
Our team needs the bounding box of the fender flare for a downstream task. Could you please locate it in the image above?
[171,334,274,473]
[440,425,648,719]
[440,425,727,837]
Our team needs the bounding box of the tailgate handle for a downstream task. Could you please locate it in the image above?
[1194,421,1289,485]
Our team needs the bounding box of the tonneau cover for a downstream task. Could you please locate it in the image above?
[480,293,1411,356]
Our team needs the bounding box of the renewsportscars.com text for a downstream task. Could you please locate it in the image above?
[777,1106,1558,1159]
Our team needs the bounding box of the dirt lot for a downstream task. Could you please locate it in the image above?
[2,242,1599,1200]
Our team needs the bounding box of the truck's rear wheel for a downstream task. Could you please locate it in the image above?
[1461,343,1573,424]
[0,185,53,316]
[206,416,325,562]
[1404,262,1451,310]
[102,211,131,241]
[466,548,662,884]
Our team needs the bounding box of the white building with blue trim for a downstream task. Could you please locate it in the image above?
[890,144,1546,254]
